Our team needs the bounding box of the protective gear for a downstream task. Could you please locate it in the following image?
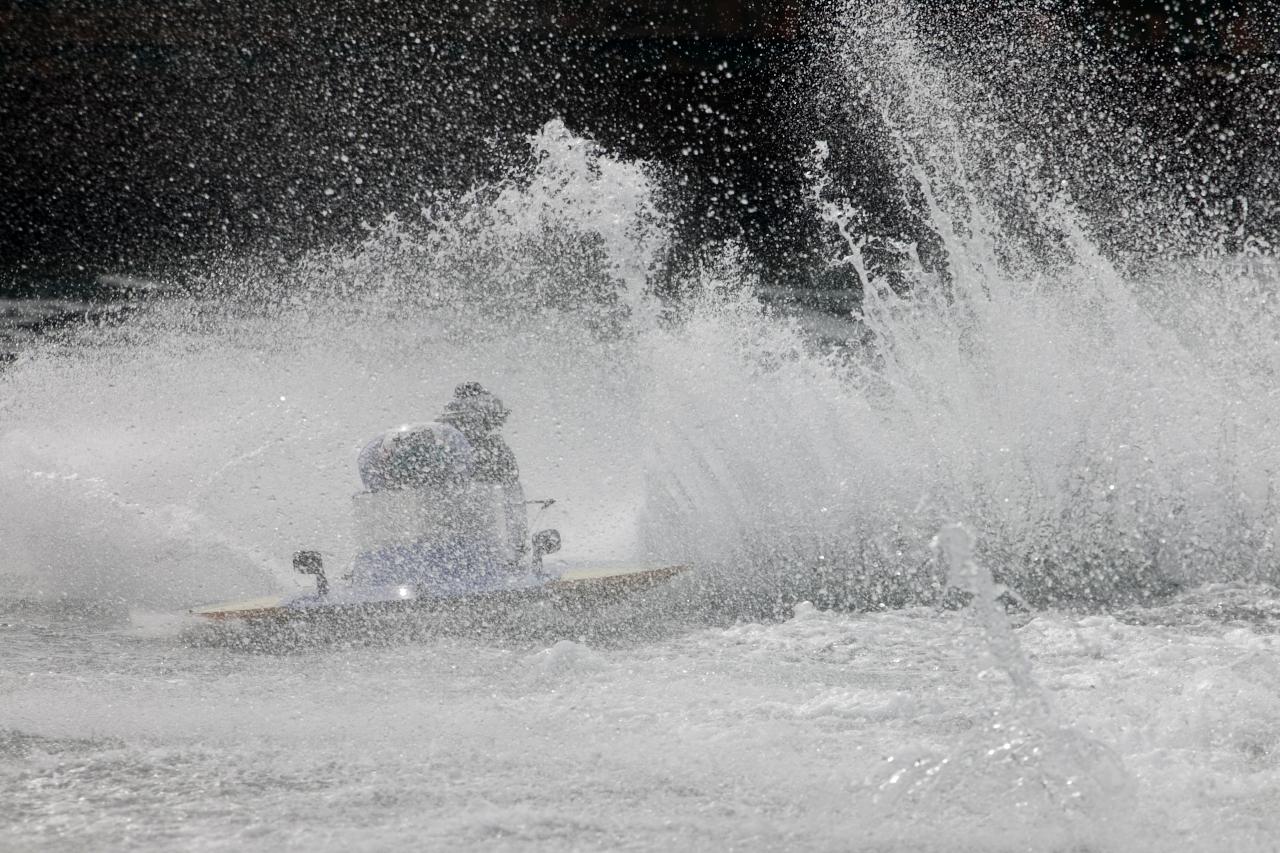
[439,383,528,554]
[441,382,510,437]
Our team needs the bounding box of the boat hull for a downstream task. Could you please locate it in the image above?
[186,564,688,647]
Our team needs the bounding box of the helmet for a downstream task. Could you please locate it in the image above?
[441,382,510,434]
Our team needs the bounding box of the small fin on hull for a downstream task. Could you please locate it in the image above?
[548,565,686,595]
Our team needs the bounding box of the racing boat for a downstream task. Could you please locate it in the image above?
[189,494,686,642]
[187,554,686,652]
[189,419,687,642]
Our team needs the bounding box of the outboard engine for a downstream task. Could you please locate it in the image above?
[357,421,474,492]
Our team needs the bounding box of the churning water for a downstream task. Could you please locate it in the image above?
[3,4,1280,850]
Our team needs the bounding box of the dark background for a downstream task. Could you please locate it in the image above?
[1,0,1276,292]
